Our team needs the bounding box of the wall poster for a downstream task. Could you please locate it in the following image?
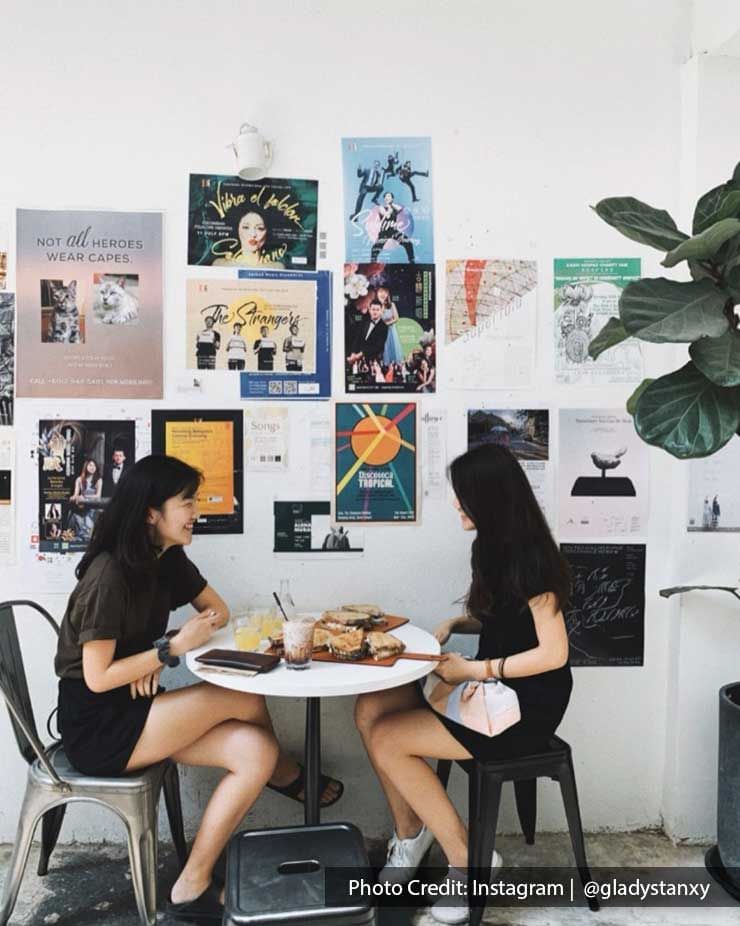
[274,501,365,554]
[344,263,435,393]
[0,293,14,425]
[342,137,433,265]
[15,209,163,398]
[37,418,136,553]
[0,430,15,564]
[334,402,417,523]
[244,406,289,472]
[188,174,318,271]
[445,259,537,389]
[561,542,646,667]
[554,258,642,384]
[687,438,740,532]
[151,410,243,535]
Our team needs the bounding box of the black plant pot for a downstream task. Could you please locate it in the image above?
[706,682,740,900]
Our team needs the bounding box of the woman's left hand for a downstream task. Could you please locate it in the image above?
[130,667,162,700]
[434,653,478,685]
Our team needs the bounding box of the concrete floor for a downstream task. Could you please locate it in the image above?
[2,832,740,925]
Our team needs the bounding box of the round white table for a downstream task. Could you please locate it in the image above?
[186,621,441,824]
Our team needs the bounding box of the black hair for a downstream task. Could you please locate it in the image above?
[235,204,275,258]
[76,454,202,585]
[449,444,571,619]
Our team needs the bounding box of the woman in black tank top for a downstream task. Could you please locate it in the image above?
[354,444,573,917]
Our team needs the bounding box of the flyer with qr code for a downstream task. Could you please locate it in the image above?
[244,406,289,471]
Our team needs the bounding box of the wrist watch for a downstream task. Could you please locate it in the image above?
[153,635,180,668]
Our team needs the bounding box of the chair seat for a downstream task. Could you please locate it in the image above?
[478,735,570,771]
[30,744,165,792]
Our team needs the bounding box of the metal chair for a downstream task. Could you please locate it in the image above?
[0,599,189,926]
[437,735,598,926]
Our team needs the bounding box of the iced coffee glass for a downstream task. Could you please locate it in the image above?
[283,615,316,670]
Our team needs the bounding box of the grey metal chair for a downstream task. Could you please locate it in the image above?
[0,599,189,926]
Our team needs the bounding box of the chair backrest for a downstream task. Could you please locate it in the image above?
[0,600,60,766]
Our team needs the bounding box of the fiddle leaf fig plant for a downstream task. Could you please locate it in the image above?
[589,161,740,459]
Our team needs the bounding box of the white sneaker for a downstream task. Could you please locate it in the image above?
[430,851,503,925]
[376,824,436,885]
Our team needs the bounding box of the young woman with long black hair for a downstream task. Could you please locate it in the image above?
[54,454,338,921]
[354,444,572,924]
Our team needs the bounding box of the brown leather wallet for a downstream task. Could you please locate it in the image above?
[195,649,280,673]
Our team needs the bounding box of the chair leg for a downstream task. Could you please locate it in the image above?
[37,804,67,876]
[0,785,48,926]
[123,813,158,926]
[162,762,189,870]
[558,755,599,912]
[436,759,452,790]
[468,765,502,926]
[514,778,537,845]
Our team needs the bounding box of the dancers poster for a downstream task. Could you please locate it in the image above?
[188,174,318,270]
[151,410,243,535]
[344,263,435,393]
[445,259,537,389]
[15,209,163,399]
[554,258,642,384]
[334,402,417,523]
[561,543,646,667]
[342,137,433,264]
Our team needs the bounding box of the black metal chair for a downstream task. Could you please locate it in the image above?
[437,735,599,926]
[0,599,189,926]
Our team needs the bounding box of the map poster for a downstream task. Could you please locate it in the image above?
[687,439,740,532]
[344,263,435,394]
[342,137,433,265]
[467,409,552,524]
[445,259,536,389]
[561,543,646,667]
[334,402,417,523]
[15,209,163,399]
[188,174,318,271]
[151,410,243,535]
[273,500,364,554]
[554,258,642,384]
[558,409,649,539]
[0,293,14,425]
[37,419,136,553]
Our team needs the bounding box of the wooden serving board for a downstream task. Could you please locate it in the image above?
[312,649,444,668]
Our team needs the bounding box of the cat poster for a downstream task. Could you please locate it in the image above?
[188,174,318,271]
[15,209,163,398]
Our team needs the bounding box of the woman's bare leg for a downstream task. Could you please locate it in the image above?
[354,683,425,838]
[368,709,472,868]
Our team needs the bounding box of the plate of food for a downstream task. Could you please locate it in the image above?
[318,605,409,634]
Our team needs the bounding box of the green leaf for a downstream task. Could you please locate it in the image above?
[689,329,740,386]
[688,258,715,281]
[588,317,629,360]
[626,378,654,416]
[662,218,740,268]
[693,185,740,234]
[733,162,740,186]
[619,277,729,342]
[593,197,688,252]
[633,361,740,458]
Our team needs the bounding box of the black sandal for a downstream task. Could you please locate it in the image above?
[267,762,344,807]
[165,882,223,922]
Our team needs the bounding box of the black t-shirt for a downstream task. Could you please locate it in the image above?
[54,546,207,679]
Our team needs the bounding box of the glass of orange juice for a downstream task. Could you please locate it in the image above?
[232,610,262,652]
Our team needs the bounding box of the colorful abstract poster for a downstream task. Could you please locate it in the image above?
[15,209,163,398]
[0,293,14,425]
[342,137,433,264]
[151,410,243,535]
[467,409,553,523]
[344,263,435,393]
[554,258,642,384]
[445,259,537,389]
[334,402,417,523]
[274,501,364,554]
[37,419,136,553]
[561,543,646,667]
[558,409,649,539]
[687,439,740,532]
[188,174,318,271]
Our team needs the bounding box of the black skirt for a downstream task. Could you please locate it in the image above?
[57,678,157,777]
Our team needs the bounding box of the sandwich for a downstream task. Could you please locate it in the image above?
[312,628,333,652]
[268,630,284,656]
[320,609,373,632]
[366,632,405,661]
[328,628,367,661]
[341,603,384,619]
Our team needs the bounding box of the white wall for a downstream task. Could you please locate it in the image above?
[0,0,710,844]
